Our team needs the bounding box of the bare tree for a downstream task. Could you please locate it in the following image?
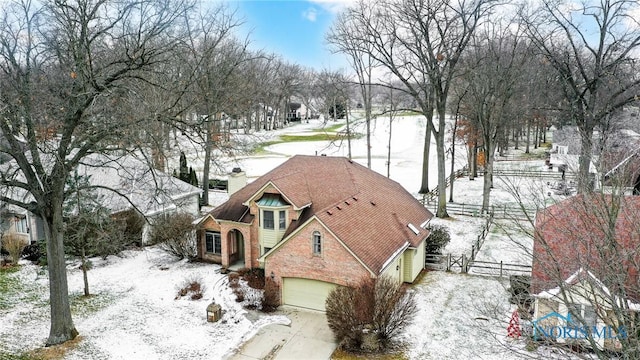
[520,0,640,193]
[327,9,379,168]
[456,22,531,212]
[0,0,190,345]
[181,5,247,206]
[340,0,495,217]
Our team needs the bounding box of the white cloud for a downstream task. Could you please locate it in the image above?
[302,7,318,22]
[309,0,356,14]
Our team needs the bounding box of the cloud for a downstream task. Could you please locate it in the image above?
[309,0,356,14]
[302,7,318,22]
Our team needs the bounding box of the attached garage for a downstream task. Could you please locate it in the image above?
[282,278,337,311]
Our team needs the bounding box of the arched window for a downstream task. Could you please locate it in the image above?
[312,231,322,255]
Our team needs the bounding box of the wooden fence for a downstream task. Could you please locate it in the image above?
[425,254,532,278]
[423,201,534,220]
[467,260,532,277]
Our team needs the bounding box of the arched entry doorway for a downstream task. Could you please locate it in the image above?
[227,229,245,265]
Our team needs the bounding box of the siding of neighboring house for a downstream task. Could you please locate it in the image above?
[535,291,623,351]
[265,218,373,291]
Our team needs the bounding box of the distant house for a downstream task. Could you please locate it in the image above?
[0,153,202,246]
[196,155,433,311]
[531,194,640,351]
[550,127,640,192]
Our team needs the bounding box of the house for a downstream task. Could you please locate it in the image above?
[196,155,433,311]
[531,194,640,350]
[0,153,202,246]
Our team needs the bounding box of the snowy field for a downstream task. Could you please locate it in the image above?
[1,115,558,359]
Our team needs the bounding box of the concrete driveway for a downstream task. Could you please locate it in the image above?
[228,308,338,360]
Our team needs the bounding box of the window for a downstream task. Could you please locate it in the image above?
[279,210,286,229]
[15,217,27,234]
[205,231,222,254]
[263,210,274,229]
[568,303,597,328]
[312,231,322,255]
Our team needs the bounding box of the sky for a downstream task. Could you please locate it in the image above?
[227,0,353,70]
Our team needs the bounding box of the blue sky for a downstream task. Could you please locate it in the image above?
[228,0,352,70]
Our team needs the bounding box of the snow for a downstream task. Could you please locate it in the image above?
[1,113,557,359]
[1,248,289,359]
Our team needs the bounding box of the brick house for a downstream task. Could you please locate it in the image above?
[531,194,640,350]
[196,155,433,311]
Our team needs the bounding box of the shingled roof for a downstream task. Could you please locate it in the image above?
[209,155,433,274]
[532,194,640,302]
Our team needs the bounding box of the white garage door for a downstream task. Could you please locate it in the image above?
[282,278,337,311]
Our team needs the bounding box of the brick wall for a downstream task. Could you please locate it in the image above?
[265,218,373,293]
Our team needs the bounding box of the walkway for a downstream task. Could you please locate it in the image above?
[227,308,337,360]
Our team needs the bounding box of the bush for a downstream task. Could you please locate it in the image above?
[239,268,265,289]
[149,213,196,260]
[1,235,27,264]
[326,276,417,352]
[233,287,245,302]
[21,242,43,263]
[112,209,145,247]
[426,224,451,254]
[261,277,280,312]
[175,276,205,300]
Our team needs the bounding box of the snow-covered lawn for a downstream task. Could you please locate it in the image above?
[404,271,530,360]
[0,248,289,359]
[1,116,556,359]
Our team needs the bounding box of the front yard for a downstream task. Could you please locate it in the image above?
[0,248,288,359]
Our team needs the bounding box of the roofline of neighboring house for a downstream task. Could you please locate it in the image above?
[258,214,376,277]
[170,189,203,202]
[535,267,640,311]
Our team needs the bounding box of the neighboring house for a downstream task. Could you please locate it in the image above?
[0,153,202,245]
[196,155,433,311]
[531,194,640,351]
[550,126,640,192]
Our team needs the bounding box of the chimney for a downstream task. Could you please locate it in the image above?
[228,167,247,195]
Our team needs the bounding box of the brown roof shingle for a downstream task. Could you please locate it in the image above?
[209,155,433,274]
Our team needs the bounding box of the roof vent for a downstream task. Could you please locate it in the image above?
[321,154,327,156]
[408,223,420,235]
[345,200,350,205]
[352,196,358,201]
[232,167,242,173]
[336,205,342,210]
[370,201,376,206]
[327,210,333,215]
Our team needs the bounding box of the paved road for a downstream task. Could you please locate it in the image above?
[228,308,337,360]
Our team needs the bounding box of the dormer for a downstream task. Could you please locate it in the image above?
[255,193,290,255]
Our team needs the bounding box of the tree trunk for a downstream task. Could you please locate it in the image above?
[525,118,531,154]
[419,113,434,194]
[449,117,458,202]
[468,143,475,180]
[201,118,213,206]
[482,142,495,213]
[81,247,89,297]
[44,202,78,346]
[577,126,595,193]
[387,112,393,178]
[435,111,448,218]
[346,102,352,160]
